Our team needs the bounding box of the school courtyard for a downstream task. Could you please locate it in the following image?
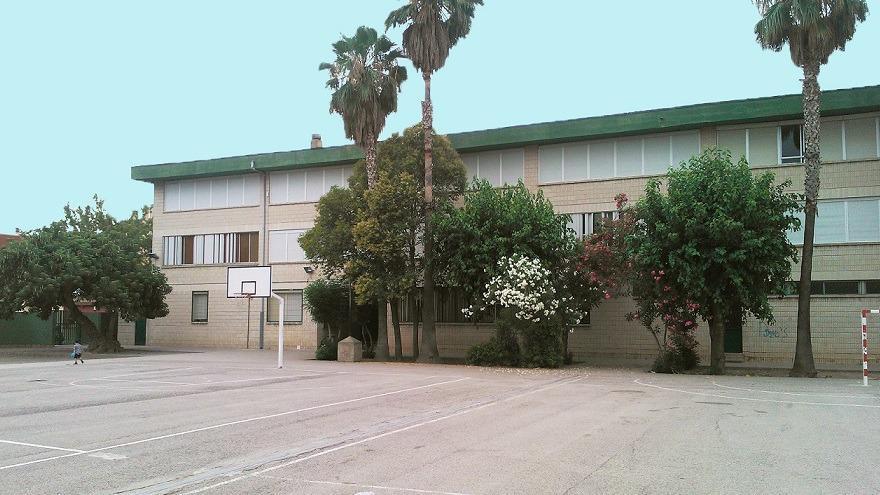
[1,349,878,494]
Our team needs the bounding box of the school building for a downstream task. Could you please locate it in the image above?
[130,85,880,368]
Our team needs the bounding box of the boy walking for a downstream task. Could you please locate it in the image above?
[73,340,84,364]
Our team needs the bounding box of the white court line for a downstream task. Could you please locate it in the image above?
[711,380,880,399]
[0,377,468,471]
[180,376,582,494]
[218,365,461,379]
[258,474,474,495]
[98,367,200,379]
[0,440,85,453]
[94,375,315,387]
[635,379,880,408]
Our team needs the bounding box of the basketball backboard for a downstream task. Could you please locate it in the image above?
[226,266,271,298]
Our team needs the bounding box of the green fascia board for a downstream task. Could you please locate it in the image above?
[448,85,880,151]
[132,85,880,182]
[131,144,363,181]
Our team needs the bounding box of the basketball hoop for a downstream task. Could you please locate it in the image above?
[226,266,285,368]
[227,267,270,351]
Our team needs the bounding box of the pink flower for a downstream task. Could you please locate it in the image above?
[604,292,611,300]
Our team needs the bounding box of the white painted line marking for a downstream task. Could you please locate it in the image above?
[711,380,880,399]
[0,377,469,471]
[0,440,85,453]
[94,375,312,386]
[99,367,200,379]
[258,474,474,495]
[635,379,880,408]
[181,377,581,494]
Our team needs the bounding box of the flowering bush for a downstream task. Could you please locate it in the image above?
[464,253,593,368]
[476,255,565,322]
[581,193,700,373]
[628,269,701,373]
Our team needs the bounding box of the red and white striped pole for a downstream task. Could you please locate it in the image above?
[863,309,880,386]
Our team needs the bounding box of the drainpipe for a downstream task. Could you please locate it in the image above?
[251,160,268,349]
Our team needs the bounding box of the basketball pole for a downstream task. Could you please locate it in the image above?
[246,296,251,350]
[272,292,284,368]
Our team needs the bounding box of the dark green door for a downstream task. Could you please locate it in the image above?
[724,307,743,353]
[134,319,147,346]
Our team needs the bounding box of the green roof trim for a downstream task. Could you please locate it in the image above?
[132,85,880,182]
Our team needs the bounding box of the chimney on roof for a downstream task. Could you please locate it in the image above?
[310,134,323,149]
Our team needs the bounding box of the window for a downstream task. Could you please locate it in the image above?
[163,232,259,265]
[538,131,700,184]
[165,175,261,212]
[844,117,879,160]
[566,211,618,239]
[191,292,209,323]
[822,281,860,295]
[788,280,880,296]
[268,230,307,263]
[786,198,880,245]
[716,115,880,167]
[461,149,524,188]
[269,166,354,204]
[400,288,494,324]
[266,291,303,323]
[780,125,804,164]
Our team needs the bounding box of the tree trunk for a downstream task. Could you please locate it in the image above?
[419,72,439,363]
[65,298,123,353]
[562,327,569,363]
[320,321,330,343]
[391,298,402,360]
[411,291,421,361]
[709,302,726,375]
[375,302,389,360]
[791,61,821,378]
[365,133,378,189]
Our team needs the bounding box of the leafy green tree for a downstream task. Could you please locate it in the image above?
[303,279,350,343]
[579,194,701,373]
[436,181,599,365]
[0,197,171,353]
[320,26,407,188]
[300,126,466,360]
[385,0,482,363]
[628,149,800,374]
[754,0,868,377]
[300,187,360,280]
[352,171,422,359]
[436,181,571,303]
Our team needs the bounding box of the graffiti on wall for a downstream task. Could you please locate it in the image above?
[761,326,790,339]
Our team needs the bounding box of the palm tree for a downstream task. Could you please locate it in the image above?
[320,26,407,360]
[386,0,482,363]
[320,26,408,189]
[754,0,868,377]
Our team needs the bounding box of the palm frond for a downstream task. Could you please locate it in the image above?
[754,0,869,67]
[385,0,482,74]
[319,25,409,150]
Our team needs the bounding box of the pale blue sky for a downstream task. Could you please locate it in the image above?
[1,1,876,233]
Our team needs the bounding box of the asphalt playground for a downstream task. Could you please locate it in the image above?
[1,349,878,494]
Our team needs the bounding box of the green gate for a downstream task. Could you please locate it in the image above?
[135,319,147,346]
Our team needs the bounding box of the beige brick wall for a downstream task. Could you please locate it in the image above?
[146,179,323,350]
[146,124,879,368]
[745,296,880,367]
[384,127,880,369]
[118,319,135,347]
